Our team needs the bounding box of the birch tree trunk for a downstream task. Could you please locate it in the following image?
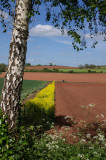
[0,0,32,130]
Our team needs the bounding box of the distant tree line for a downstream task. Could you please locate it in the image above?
[25,63,57,66]
[78,64,101,69]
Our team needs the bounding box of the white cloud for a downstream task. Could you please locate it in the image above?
[29,24,64,37]
[54,39,72,45]
[0,10,8,20]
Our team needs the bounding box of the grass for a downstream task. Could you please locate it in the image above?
[99,66,106,69]
[59,68,106,73]
[24,68,106,73]
[20,79,47,101]
[0,78,47,102]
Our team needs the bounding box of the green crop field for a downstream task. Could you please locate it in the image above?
[59,68,106,73]
[0,78,47,102]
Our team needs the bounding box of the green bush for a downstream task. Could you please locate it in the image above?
[0,121,105,160]
[0,104,106,160]
[0,64,6,72]
[43,68,49,72]
[88,69,91,73]
[68,70,74,73]
[92,71,96,73]
[53,69,59,72]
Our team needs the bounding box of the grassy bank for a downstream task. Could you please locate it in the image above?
[59,68,106,73]
[24,68,106,73]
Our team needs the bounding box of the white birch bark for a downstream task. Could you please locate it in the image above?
[0,0,32,130]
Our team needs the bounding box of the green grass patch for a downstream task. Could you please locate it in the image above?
[59,68,106,73]
[21,79,47,101]
[25,68,106,73]
[0,78,47,102]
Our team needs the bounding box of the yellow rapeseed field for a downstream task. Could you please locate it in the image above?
[25,81,55,116]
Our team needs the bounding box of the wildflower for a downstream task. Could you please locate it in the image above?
[73,135,76,139]
[101,114,104,118]
[80,139,86,144]
[89,146,94,150]
[81,105,85,109]
[86,134,91,139]
[95,115,99,118]
[98,134,105,141]
[78,154,84,158]
[93,152,98,155]
[89,103,95,108]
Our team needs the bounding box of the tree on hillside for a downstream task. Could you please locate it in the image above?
[84,64,89,68]
[0,0,105,131]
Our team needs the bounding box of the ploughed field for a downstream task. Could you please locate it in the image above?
[25,66,77,70]
[0,72,106,122]
[55,82,106,123]
[23,72,106,83]
[1,72,106,83]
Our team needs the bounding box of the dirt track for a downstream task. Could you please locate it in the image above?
[55,82,106,122]
[1,72,106,83]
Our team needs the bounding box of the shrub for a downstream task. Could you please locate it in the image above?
[0,104,106,160]
[53,69,59,72]
[43,68,49,72]
[92,71,96,73]
[88,69,91,73]
[79,65,83,69]
[68,70,74,73]
[0,63,6,72]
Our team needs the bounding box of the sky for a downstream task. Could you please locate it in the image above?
[0,2,106,67]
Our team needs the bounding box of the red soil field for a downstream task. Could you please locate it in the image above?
[1,72,106,83]
[49,82,106,143]
[55,82,106,121]
[18,72,106,83]
[25,66,77,70]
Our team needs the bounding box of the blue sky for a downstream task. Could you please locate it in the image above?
[0,3,106,67]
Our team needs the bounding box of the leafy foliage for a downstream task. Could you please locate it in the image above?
[43,0,106,50]
[0,0,105,50]
[0,63,6,72]
[0,108,106,160]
